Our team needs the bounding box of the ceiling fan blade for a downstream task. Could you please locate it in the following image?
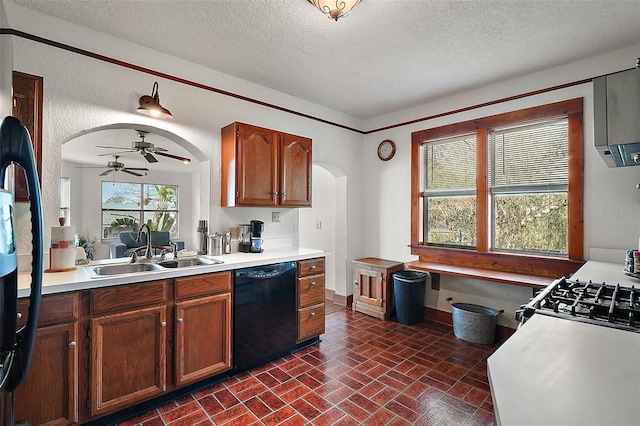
[148,146,168,152]
[122,169,145,177]
[99,169,113,176]
[76,165,108,169]
[97,150,132,157]
[156,151,191,163]
[144,152,159,163]
[124,167,149,171]
[96,145,135,150]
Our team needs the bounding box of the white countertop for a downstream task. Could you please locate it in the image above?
[488,260,640,425]
[18,247,324,298]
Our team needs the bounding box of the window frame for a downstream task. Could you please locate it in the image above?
[101,181,180,241]
[410,98,584,278]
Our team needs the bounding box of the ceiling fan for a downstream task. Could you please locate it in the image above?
[78,155,149,177]
[96,130,191,164]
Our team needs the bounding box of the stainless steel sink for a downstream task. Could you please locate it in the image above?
[157,257,223,268]
[86,262,164,277]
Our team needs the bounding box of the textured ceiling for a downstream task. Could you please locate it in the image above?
[8,0,640,120]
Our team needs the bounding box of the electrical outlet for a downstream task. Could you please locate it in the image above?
[316,221,322,229]
[272,211,280,222]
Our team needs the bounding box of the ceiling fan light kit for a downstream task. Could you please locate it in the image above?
[137,81,173,119]
[308,0,362,21]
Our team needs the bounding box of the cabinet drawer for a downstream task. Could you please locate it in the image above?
[297,275,325,308]
[90,280,167,315]
[175,271,232,300]
[298,258,325,277]
[297,303,325,342]
[18,292,80,327]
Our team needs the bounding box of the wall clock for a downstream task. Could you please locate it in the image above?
[377,139,396,161]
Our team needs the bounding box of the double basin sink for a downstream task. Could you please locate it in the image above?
[85,256,223,278]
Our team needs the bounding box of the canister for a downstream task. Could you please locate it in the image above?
[208,233,223,256]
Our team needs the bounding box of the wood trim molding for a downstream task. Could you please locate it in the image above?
[0,28,614,136]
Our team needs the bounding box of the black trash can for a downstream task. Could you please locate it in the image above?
[393,270,427,325]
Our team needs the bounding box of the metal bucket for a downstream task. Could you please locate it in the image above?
[446,297,503,344]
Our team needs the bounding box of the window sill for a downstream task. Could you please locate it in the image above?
[408,245,585,290]
[405,260,555,290]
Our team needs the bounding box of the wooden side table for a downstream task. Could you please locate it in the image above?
[352,258,404,320]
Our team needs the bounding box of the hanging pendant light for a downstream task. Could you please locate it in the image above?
[308,0,362,21]
[136,81,173,119]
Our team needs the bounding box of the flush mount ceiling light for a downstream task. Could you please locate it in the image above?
[308,0,362,21]
[136,81,173,119]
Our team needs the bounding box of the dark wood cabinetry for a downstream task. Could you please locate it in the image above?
[89,280,168,416]
[297,258,325,342]
[12,71,43,203]
[352,258,404,320]
[174,272,232,386]
[15,293,80,426]
[221,122,312,207]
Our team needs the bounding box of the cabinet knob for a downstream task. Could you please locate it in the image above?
[310,281,316,286]
[310,311,316,317]
[281,192,286,196]
[177,318,184,324]
[311,265,316,269]
[160,321,167,327]
[69,341,76,348]
[354,281,359,286]
[273,191,279,195]
[16,312,22,319]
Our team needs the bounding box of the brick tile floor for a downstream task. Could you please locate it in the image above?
[119,309,501,425]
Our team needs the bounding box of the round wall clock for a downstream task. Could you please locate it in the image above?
[377,139,396,161]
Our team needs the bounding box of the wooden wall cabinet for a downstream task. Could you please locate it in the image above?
[174,272,232,387]
[15,293,80,426]
[352,258,404,320]
[221,122,312,207]
[297,258,325,342]
[88,280,168,417]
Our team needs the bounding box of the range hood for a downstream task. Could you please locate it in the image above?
[593,62,640,167]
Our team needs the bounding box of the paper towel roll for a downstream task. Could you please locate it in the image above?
[51,225,76,249]
[50,225,76,270]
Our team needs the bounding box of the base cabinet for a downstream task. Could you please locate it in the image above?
[89,281,168,417]
[174,272,232,386]
[352,258,404,320]
[297,258,325,342]
[15,293,80,426]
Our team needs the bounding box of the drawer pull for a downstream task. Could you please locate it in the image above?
[311,265,317,270]
[310,281,316,286]
[310,311,316,317]
[68,341,76,348]
[160,321,167,327]
[177,318,184,324]
[16,313,22,319]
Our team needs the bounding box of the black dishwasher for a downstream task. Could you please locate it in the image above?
[233,262,297,372]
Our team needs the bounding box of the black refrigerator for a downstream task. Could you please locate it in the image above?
[0,116,44,425]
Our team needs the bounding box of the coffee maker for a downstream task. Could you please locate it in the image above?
[250,220,264,253]
[238,224,251,253]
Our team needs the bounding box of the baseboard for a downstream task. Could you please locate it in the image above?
[425,307,515,342]
[324,289,352,307]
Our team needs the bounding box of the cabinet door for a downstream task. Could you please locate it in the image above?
[280,133,312,207]
[237,123,279,206]
[175,293,232,387]
[14,322,79,426]
[12,71,43,203]
[354,268,384,308]
[90,306,167,417]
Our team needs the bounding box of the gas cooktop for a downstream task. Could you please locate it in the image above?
[518,277,640,333]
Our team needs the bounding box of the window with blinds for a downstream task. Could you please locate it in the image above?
[420,134,477,247]
[488,118,569,255]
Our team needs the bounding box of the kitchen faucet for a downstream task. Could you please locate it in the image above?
[136,223,154,260]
